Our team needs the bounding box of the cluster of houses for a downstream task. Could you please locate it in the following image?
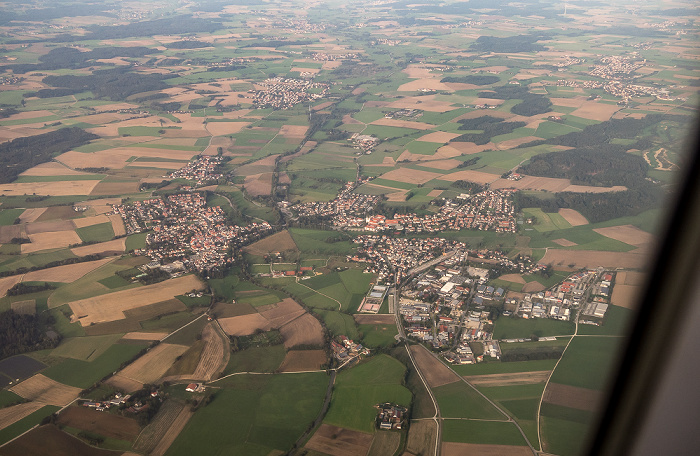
[589,55,646,80]
[168,155,223,186]
[115,192,272,273]
[252,77,330,109]
[80,393,131,412]
[350,133,380,153]
[330,335,370,363]
[290,179,381,221]
[311,52,359,61]
[376,403,407,430]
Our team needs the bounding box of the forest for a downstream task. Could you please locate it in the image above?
[478,85,552,116]
[453,115,526,144]
[440,74,500,85]
[0,310,60,360]
[0,127,98,184]
[43,67,177,101]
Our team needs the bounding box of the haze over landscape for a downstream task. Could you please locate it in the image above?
[0,0,697,455]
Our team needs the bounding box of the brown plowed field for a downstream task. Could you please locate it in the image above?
[593,225,654,247]
[558,208,588,226]
[117,343,188,384]
[23,258,113,283]
[18,207,47,223]
[490,175,572,192]
[498,274,526,284]
[280,313,324,348]
[25,220,75,234]
[441,169,500,185]
[235,154,278,176]
[219,313,271,336]
[121,332,168,341]
[10,374,81,406]
[70,238,126,256]
[243,172,273,196]
[543,382,602,412]
[134,400,185,454]
[0,275,22,298]
[522,281,546,293]
[611,284,641,309]
[278,350,327,372]
[370,118,437,130]
[90,181,140,196]
[23,231,82,254]
[0,402,44,431]
[416,132,461,143]
[68,274,203,325]
[442,442,533,456]
[151,406,194,456]
[563,184,626,193]
[354,314,395,325]
[416,159,461,171]
[0,180,101,196]
[0,225,24,243]
[0,424,122,456]
[192,324,229,381]
[541,249,649,270]
[305,424,374,456]
[380,168,442,184]
[57,406,141,441]
[410,345,460,388]
[464,371,550,387]
[243,229,298,256]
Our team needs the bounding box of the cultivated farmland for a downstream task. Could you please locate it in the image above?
[9,374,82,406]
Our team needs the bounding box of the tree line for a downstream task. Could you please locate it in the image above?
[0,310,61,360]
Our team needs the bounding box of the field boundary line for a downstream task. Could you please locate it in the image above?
[295,276,343,311]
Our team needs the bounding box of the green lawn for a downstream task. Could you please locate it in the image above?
[317,310,359,339]
[433,381,505,420]
[359,324,398,348]
[549,336,624,391]
[441,419,528,446]
[222,345,286,375]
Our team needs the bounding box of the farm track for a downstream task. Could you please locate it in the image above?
[151,406,194,456]
[192,322,230,381]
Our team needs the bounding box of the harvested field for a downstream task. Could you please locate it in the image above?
[25,220,75,234]
[191,323,229,382]
[559,208,588,226]
[0,424,123,456]
[553,238,578,247]
[56,406,141,441]
[522,281,546,293]
[18,208,47,223]
[105,374,143,393]
[442,442,533,456]
[22,230,82,254]
[280,313,325,348]
[67,274,203,325]
[410,345,460,388]
[121,332,168,341]
[490,175,571,192]
[464,371,550,387]
[0,225,24,243]
[134,400,185,454]
[90,181,140,196]
[495,136,545,149]
[617,271,646,286]
[563,184,626,193]
[70,238,126,256]
[541,249,650,270]
[72,214,110,229]
[370,118,436,130]
[243,173,273,197]
[611,284,641,309]
[150,406,194,456]
[442,141,493,155]
[388,96,456,113]
[570,101,620,121]
[259,298,307,327]
[205,121,250,136]
[428,189,443,197]
[0,275,22,298]
[0,180,101,196]
[405,420,437,456]
[498,274,526,284]
[380,168,443,185]
[23,258,113,283]
[10,374,81,406]
[219,313,271,336]
[56,151,130,170]
[234,154,278,176]
[117,343,189,384]
[354,314,395,325]
[543,382,602,412]
[278,350,327,372]
[280,125,308,137]
[108,214,126,236]
[441,169,500,185]
[11,300,36,315]
[593,225,654,247]
[243,229,297,256]
[416,159,461,170]
[0,402,45,432]
[305,424,374,456]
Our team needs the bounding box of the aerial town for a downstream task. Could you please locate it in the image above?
[252,77,330,109]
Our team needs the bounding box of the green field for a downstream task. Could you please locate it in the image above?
[42,343,147,388]
[324,355,412,433]
[493,317,575,340]
[50,333,124,361]
[441,419,528,446]
[549,336,624,391]
[0,405,61,445]
[359,323,398,348]
[317,310,359,339]
[433,380,505,420]
[222,345,286,375]
[167,372,328,456]
[452,359,558,376]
